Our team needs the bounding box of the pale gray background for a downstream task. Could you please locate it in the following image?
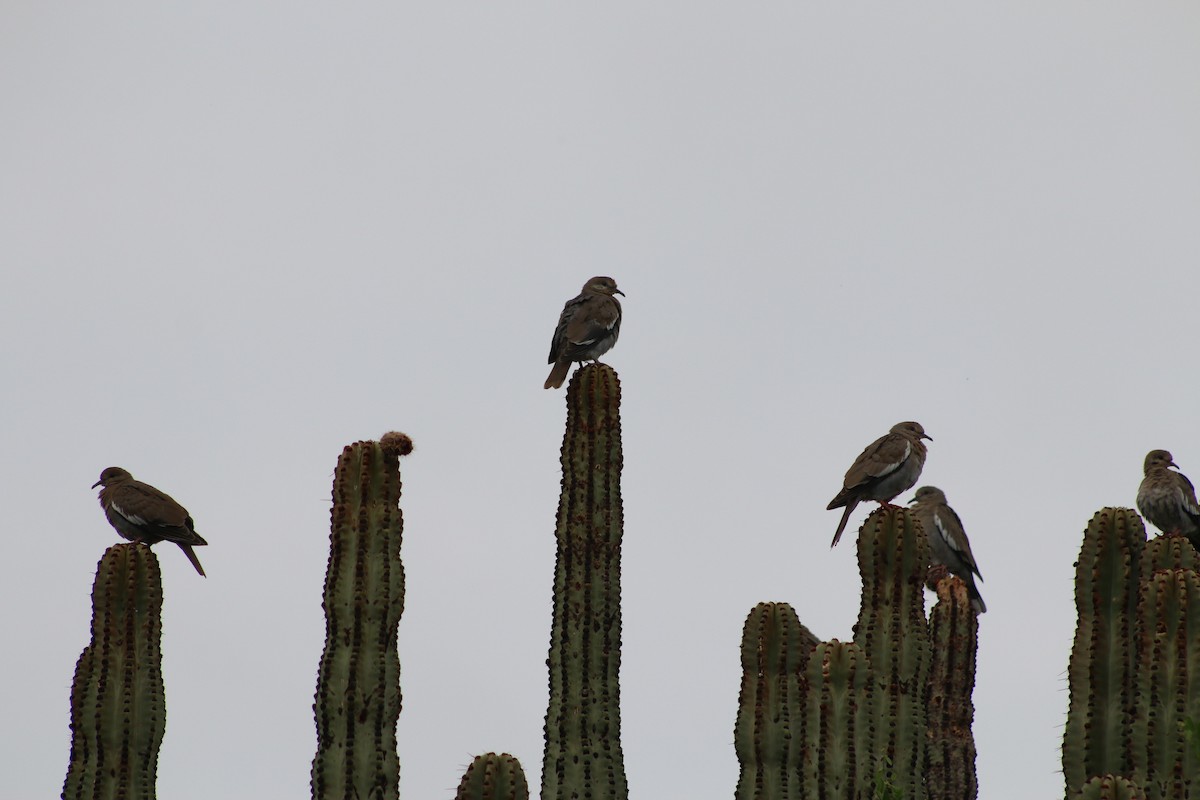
[2,3,1198,798]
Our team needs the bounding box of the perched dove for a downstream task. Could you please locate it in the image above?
[1137,450,1200,546]
[93,467,208,576]
[827,421,931,547]
[544,276,624,390]
[909,486,986,613]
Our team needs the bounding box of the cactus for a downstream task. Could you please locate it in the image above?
[800,639,873,799]
[541,364,628,800]
[1129,568,1200,799]
[925,575,979,799]
[1074,775,1147,800]
[311,432,412,800]
[852,506,932,799]
[1062,508,1147,791]
[63,543,166,800]
[734,507,961,799]
[455,753,530,800]
[734,602,819,800]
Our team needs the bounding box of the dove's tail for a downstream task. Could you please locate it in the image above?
[830,501,858,548]
[544,359,571,390]
[178,543,207,577]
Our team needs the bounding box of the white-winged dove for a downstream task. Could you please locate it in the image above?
[909,486,986,613]
[92,467,208,577]
[827,421,931,547]
[544,276,624,390]
[1137,450,1200,546]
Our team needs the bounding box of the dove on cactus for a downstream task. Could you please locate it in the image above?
[1136,450,1200,547]
[92,467,208,577]
[909,486,986,613]
[826,421,931,547]
[544,276,624,389]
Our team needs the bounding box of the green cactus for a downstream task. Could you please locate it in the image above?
[63,543,166,800]
[311,432,412,800]
[455,753,530,800]
[541,364,628,800]
[1074,774,1147,800]
[1063,508,1147,792]
[800,639,873,799]
[925,575,979,800]
[852,506,931,799]
[734,602,819,800]
[1129,568,1200,799]
[733,507,976,799]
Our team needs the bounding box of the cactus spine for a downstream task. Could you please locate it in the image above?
[63,543,166,800]
[541,364,628,800]
[925,575,979,799]
[311,432,411,800]
[455,753,530,800]
[734,602,819,800]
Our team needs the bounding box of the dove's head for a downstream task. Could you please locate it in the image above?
[1144,449,1177,474]
[584,276,624,297]
[909,485,946,506]
[891,421,931,442]
[92,466,133,489]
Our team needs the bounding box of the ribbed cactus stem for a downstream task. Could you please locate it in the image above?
[1139,534,1200,579]
[925,575,979,800]
[734,602,819,800]
[1063,508,1146,792]
[311,433,411,800]
[1074,774,1148,800]
[541,364,627,800]
[62,543,166,800]
[455,753,530,800]
[800,640,871,798]
[851,506,930,798]
[1129,568,1200,799]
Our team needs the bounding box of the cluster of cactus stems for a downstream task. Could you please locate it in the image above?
[541,363,628,800]
[1062,508,1200,799]
[310,432,411,800]
[455,753,530,800]
[734,506,980,800]
[63,543,166,800]
[59,366,995,798]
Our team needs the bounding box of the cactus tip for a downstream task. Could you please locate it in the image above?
[380,431,414,456]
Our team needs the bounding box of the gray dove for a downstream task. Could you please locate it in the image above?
[1137,450,1200,549]
[827,421,931,547]
[544,276,624,390]
[909,486,986,613]
[93,467,208,576]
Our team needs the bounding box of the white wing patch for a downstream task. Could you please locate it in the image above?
[934,511,962,556]
[110,501,149,527]
[873,440,911,478]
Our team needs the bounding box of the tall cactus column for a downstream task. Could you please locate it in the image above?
[852,507,932,799]
[311,432,412,800]
[1062,508,1146,793]
[925,575,979,799]
[63,543,166,800]
[542,364,628,800]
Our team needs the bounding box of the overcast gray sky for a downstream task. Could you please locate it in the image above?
[3,4,1199,798]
